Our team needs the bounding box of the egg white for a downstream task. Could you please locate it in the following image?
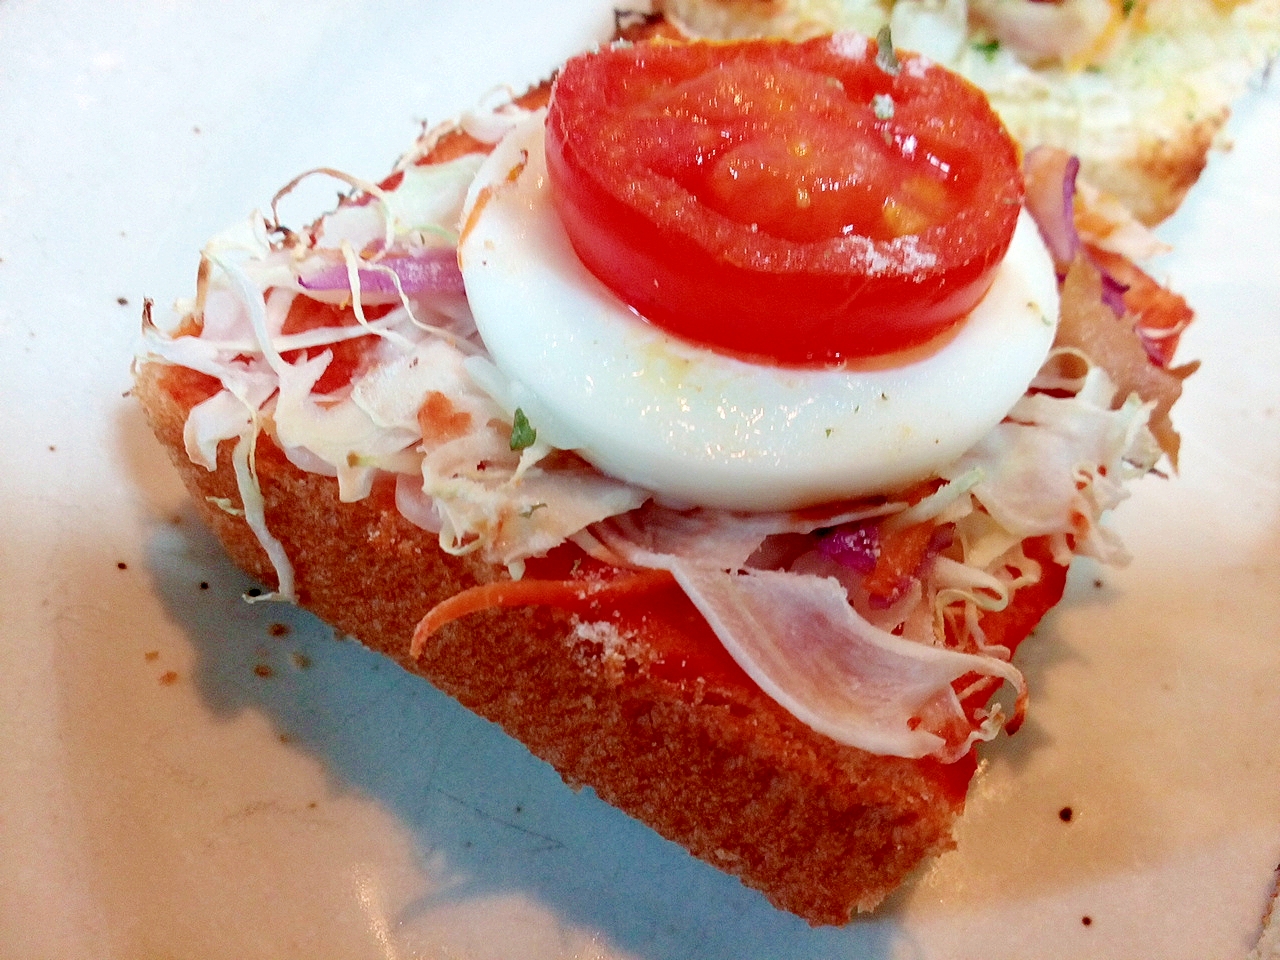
[458,110,1059,512]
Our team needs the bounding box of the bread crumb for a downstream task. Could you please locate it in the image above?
[572,619,646,682]
[575,619,649,661]
[254,663,273,678]
[158,670,179,686]
[268,622,291,638]
[144,650,160,662]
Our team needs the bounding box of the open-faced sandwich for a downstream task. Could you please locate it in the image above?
[657,0,1280,225]
[134,15,1201,924]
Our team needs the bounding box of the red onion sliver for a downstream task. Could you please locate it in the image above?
[926,524,954,557]
[300,249,465,299]
[818,524,880,574]
[1023,146,1081,275]
[1098,270,1130,317]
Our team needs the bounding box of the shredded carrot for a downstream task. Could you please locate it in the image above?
[410,568,676,659]
[864,522,935,602]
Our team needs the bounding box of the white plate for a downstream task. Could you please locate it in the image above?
[1,3,1277,957]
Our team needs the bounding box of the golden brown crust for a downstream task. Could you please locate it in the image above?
[1086,109,1228,227]
[135,359,995,924]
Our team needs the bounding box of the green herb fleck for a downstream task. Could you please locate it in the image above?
[509,407,537,451]
[875,26,901,76]
[519,502,548,518]
[972,38,1001,61]
[825,427,835,438]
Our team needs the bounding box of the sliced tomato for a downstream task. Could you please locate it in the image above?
[279,295,393,395]
[545,36,1024,365]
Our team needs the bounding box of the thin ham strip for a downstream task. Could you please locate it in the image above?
[667,561,1026,760]
[1057,254,1197,467]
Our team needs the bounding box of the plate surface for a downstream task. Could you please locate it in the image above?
[1,2,1277,958]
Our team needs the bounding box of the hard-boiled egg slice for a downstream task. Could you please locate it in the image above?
[459,110,1059,512]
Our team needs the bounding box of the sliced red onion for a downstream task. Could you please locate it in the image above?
[925,524,954,558]
[1023,146,1080,275]
[300,249,465,302]
[1098,270,1130,317]
[818,523,880,574]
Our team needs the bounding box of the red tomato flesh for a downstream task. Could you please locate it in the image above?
[545,36,1024,365]
[280,295,392,395]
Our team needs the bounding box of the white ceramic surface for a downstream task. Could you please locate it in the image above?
[1,2,1277,958]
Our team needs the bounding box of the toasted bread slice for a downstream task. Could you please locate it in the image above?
[134,358,1070,923]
